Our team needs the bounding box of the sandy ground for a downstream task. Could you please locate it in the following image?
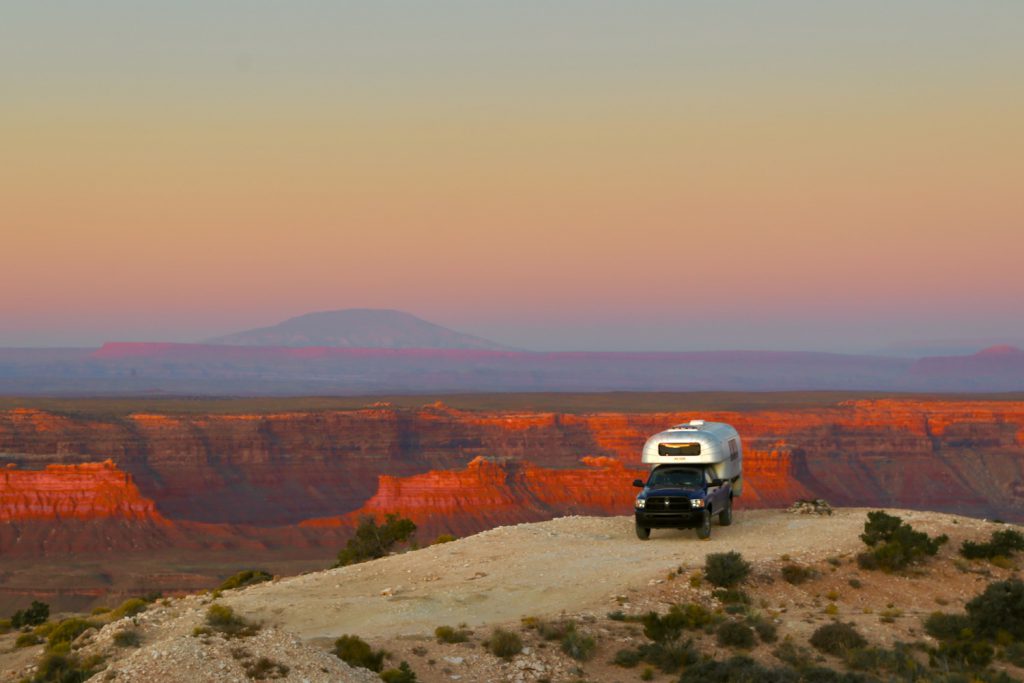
[225,508,979,643]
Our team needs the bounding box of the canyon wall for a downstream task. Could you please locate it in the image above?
[2,398,1023,534]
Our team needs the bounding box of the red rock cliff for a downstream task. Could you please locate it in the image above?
[0,460,166,523]
[3,399,1024,531]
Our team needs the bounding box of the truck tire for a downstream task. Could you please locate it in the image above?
[696,510,712,540]
[719,497,733,526]
[635,523,651,540]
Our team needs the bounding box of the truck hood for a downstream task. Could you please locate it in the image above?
[643,485,702,497]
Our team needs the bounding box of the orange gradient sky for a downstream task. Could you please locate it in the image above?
[3,2,1023,351]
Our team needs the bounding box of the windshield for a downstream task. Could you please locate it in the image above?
[648,467,702,488]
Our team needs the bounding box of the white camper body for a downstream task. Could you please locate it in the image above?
[641,420,743,496]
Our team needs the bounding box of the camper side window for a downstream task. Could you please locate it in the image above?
[729,439,738,461]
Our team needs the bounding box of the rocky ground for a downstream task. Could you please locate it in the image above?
[2,507,1023,682]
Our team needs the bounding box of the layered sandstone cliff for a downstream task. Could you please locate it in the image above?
[2,399,1024,537]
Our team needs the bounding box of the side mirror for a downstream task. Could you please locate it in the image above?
[632,479,645,488]
[710,478,725,487]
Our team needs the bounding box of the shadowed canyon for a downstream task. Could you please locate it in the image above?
[2,393,1024,611]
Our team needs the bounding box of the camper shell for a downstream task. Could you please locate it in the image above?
[641,420,743,495]
[633,420,743,540]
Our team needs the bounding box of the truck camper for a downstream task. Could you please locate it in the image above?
[632,420,742,540]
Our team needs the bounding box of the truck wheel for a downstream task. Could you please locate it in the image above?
[635,523,651,540]
[696,510,712,540]
[719,497,733,526]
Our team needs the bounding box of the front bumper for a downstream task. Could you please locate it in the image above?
[635,508,705,529]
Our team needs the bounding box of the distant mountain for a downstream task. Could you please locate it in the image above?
[205,308,512,350]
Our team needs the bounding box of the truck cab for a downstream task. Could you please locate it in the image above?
[633,419,742,540]
[633,464,732,539]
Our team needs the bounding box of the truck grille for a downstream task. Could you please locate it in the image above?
[645,497,692,511]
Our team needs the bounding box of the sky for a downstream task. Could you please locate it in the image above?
[3,2,1023,352]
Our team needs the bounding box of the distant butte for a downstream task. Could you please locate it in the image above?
[204,308,513,350]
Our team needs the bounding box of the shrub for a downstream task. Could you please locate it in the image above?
[113,629,141,647]
[380,661,417,683]
[30,650,105,683]
[335,514,417,567]
[560,628,596,661]
[486,627,522,659]
[930,638,994,671]
[965,578,1024,640]
[218,569,273,591]
[772,639,814,670]
[858,510,948,572]
[677,655,798,683]
[748,614,778,643]
[848,578,862,589]
[204,604,260,639]
[705,551,751,588]
[10,600,50,628]
[434,625,470,643]
[713,588,751,605]
[527,618,572,641]
[612,648,644,667]
[641,603,712,643]
[0,618,10,634]
[961,528,1024,560]
[47,618,93,648]
[809,622,867,656]
[109,597,148,620]
[15,632,42,648]
[843,643,923,679]
[716,621,755,649]
[333,634,385,672]
[640,638,699,673]
[781,564,814,585]
[244,656,289,679]
[433,534,457,545]
[1005,641,1024,667]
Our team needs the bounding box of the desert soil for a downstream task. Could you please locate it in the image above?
[2,508,1019,682]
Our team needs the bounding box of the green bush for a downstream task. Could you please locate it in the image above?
[857,511,948,572]
[843,643,923,679]
[47,618,93,648]
[930,638,994,671]
[28,651,105,683]
[15,632,43,648]
[716,621,755,649]
[809,622,867,656]
[705,551,751,587]
[244,656,289,679]
[639,638,699,673]
[772,639,814,670]
[960,528,1024,560]
[10,600,50,628]
[204,604,260,639]
[218,569,273,591]
[1004,641,1024,667]
[713,588,751,605]
[113,629,141,647]
[433,534,457,545]
[434,625,470,643]
[486,628,522,659]
[678,655,801,683]
[781,564,814,585]
[335,514,417,567]
[924,612,972,641]
[109,597,148,620]
[965,578,1024,640]
[748,614,778,643]
[380,661,417,683]
[641,603,712,643]
[560,628,596,661]
[333,634,385,672]
[612,648,644,667]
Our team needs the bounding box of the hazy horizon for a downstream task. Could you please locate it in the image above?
[4,2,1022,353]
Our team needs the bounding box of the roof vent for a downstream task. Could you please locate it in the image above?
[689,419,706,427]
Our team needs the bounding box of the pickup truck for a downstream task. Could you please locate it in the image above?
[632,463,734,540]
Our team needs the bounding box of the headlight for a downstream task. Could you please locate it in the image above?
[635,497,646,509]
[690,499,705,508]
